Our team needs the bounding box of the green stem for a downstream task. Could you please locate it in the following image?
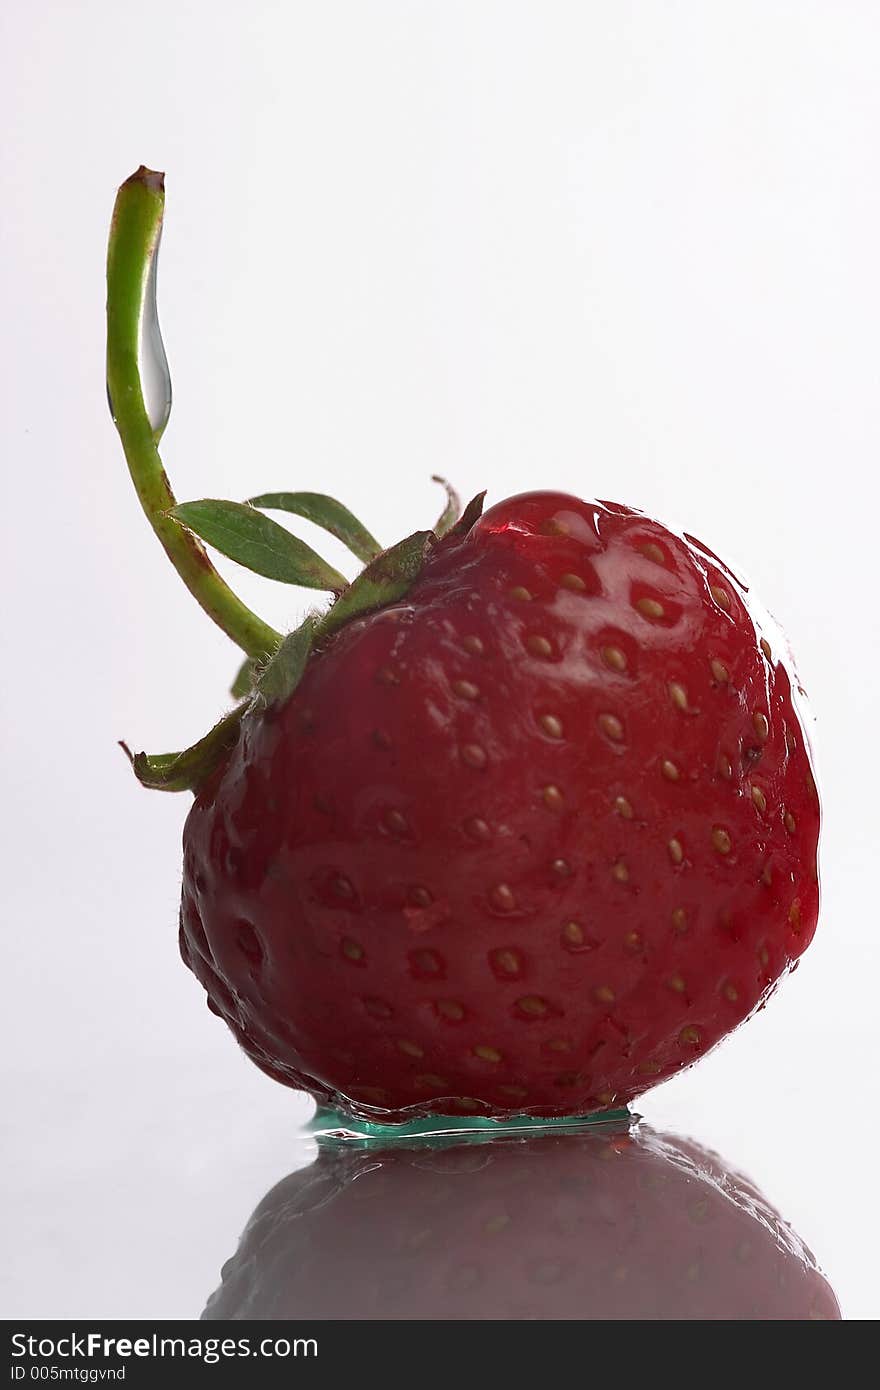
[106,167,281,661]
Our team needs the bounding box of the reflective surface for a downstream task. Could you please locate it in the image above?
[0,1054,862,1319]
[204,1115,839,1321]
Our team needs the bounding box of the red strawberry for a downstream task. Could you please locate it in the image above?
[179,492,818,1120]
[203,1123,839,1320]
[108,170,819,1124]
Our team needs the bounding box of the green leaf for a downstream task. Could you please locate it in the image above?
[318,531,434,640]
[255,616,316,705]
[249,491,382,565]
[445,491,486,542]
[121,703,245,793]
[431,475,462,538]
[169,500,348,592]
[230,655,258,698]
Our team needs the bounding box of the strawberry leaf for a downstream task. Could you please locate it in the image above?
[255,616,316,705]
[230,655,258,698]
[121,703,245,793]
[248,492,382,565]
[445,491,486,542]
[431,476,462,538]
[319,532,434,639]
[170,500,347,592]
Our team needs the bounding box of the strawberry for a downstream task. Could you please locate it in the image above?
[108,169,819,1125]
[203,1123,839,1320]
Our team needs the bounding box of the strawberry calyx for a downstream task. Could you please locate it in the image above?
[107,167,484,794]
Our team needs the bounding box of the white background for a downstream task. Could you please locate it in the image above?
[2,1,878,1319]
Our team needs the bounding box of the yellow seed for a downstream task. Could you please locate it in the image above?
[758,943,770,967]
[517,995,549,1017]
[761,862,773,886]
[680,1025,702,1047]
[462,635,484,656]
[551,857,571,879]
[509,585,532,601]
[541,517,570,536]
[671,907,687,934]
[788,899,802,931]
[712,826,732,855]
[723,982,739,1002]
[525,634,553,658]
[611,860,629,883]
[710,584,731,611]
[491,948,523,976]
[539,713,564,739]
[661,759,680,781]
[462,743,487,769]
[542,784,564,811]
[668,682,688,711]
[464,816,491,840]
[636,596,665,620]
[668,974,686,994]
[363,996,393,1019]
[718,754,732,779]
[560,572,587,591]
[623,929,641,951]
[784,810,797,833]
[499,1084,528,1101]
[376,665,400,686]
[760,637,772,661]
[751,785,767,813]
[397,1039,424,1058]
[483,1214,511,1234]
[412,949,442,974]
[614,795,634,819]
[668,838,684,865]
[561,921,585,948]
[436,999,465,1021]
[491,883,517,912]
[599,713,625,741]
[710,658,729,683]
[752,711,769,741]
[638,1059,662,1075]
[602,645,628,672]
[546,1037,572,1053]
[473,1045,503,1063]
[639,541,666,566]
[385,809,408,834]
[341,938,364,961]
[594,984,615,1004]
[452,678,480,700]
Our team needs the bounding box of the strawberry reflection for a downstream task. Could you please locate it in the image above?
[203,1120,839,1320]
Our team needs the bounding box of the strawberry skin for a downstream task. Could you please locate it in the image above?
[180,491,820,1120]
[203,1124,839,1320]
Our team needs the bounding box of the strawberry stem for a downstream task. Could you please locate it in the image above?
[106,168,281,661]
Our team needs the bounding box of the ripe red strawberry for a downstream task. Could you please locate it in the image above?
[203,1123,839,1320]
[179,492,818,1120]
[107,169,819,1125]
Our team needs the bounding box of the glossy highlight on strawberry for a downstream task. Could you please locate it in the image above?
[107,169,820,1125]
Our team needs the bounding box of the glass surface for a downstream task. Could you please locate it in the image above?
[204,1113,839,1320]
[3,1054,856,1319]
